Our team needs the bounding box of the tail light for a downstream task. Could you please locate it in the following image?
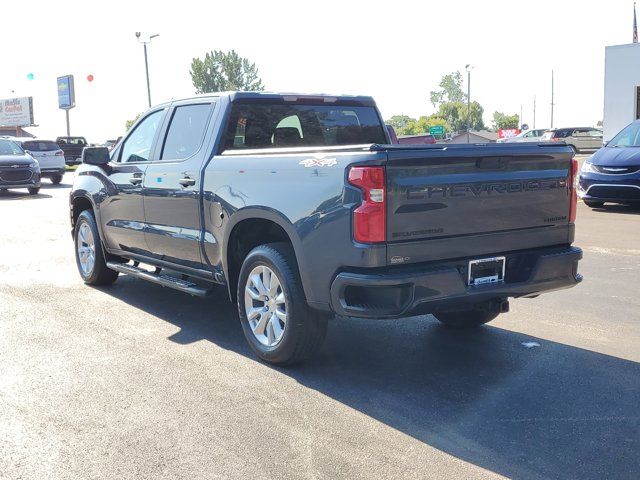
[569,157,578,223]
[348,166,386,243]
[55,150,64,156]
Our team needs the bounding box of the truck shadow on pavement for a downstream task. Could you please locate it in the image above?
[103,277,640,480]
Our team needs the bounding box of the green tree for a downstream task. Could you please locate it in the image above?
[402,115,450,136]
[385,115,415,133]
[190,50,265,94]
[430,71,467,108]
[492,111,520,131]
[438,101,484,133]
[125,113,142,131]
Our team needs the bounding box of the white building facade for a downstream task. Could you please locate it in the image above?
[604,43,640,141]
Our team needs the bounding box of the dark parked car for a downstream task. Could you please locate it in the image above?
[70,92,582,365]
[578,120,640,208]
[0,138,41,195]
[56,136,88,165]
[541,127,603,153]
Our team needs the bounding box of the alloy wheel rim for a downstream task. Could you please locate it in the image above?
[244,265,287,347]
[77,223,96,276]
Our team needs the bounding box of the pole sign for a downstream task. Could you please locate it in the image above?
[57,75,75,110]
[0,97,34,127]
[429,125,445,136]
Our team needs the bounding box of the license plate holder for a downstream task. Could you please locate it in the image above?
[468,256,506,286]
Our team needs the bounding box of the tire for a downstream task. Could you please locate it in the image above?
[28,187,40,195]
[74,210,118,285]
[51,174,63,185]
[584,200,604,208]
[237,242,328,365]
[434,304,500,329]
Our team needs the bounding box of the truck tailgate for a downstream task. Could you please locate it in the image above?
[383,144,574,264]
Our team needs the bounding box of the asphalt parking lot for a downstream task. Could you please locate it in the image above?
[1,164,639,480]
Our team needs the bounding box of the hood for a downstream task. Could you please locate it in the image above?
[590,146,640,166]
[0,154,34,167]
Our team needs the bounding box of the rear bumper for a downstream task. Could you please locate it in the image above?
[40,167,66,177]
[330,245,582,318]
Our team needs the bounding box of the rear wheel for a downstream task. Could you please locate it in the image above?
[435,303,501,329]
[584,200,604,208]
[237,243,328,365]
[28,187,40,195]
[74,210,118,285]
[51,174,63,184]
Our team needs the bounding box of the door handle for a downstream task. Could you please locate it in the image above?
[178,177,196,187]
[129,176,143,185]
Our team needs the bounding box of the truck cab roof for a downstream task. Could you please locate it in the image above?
[156,91,378,108]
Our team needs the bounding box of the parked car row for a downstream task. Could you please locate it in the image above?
[498,127,604,153]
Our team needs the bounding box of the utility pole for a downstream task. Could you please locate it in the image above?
[465,64,472,144]
[550,70,555,129]
[520,104,523,128]
[533,95,536,129]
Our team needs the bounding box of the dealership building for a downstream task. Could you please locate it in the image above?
[604,42,640,141]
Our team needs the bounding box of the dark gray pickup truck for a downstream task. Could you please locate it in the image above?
[70,92,582,365]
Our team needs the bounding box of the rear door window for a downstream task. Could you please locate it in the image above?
[223,102,386,150]
[160,104,212,160]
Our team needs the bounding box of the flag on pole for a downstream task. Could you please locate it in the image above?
[634,2,638,43]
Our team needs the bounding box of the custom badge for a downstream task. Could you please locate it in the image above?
[299,157,338,168]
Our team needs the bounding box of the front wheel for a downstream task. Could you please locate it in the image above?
[74,210,118,285]
[434,305,500,329]
[28,187,40,195]
[237,243,328,365]
[584,200,604,208]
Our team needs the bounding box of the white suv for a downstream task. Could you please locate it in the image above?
[12,139,66,184]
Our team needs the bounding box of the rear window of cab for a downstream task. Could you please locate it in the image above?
[22,141,60,151]
[223,102,387,150]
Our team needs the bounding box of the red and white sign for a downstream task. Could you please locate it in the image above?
[498,128,520,139]
[0,97,34,127]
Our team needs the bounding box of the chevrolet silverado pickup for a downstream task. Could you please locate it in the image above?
[70,92,582,365]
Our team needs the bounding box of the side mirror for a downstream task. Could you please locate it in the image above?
[82,146,111,166]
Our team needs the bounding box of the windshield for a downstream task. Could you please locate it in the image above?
[0,139,24,155]
[608,122,640,147]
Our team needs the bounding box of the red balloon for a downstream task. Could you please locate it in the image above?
[87,74,94,82]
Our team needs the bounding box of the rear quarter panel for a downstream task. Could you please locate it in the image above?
[202,148,387,308]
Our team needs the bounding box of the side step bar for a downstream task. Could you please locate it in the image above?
[106,261,210,297]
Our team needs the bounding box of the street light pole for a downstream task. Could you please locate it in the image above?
[465,64,472,144]
[136,32,159,108]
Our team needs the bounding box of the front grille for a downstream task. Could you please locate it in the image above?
[593,165,640,174]
[0,169,32,182]
[589,185,640,200]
